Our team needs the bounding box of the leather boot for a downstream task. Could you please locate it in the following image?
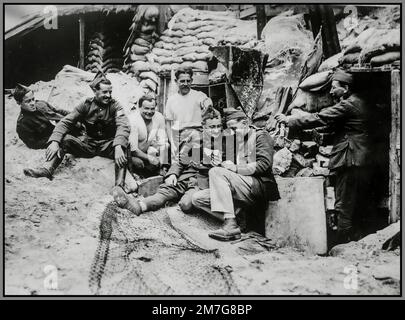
[112,185,143,216]
[114,164,127,188]
[336,228,355,245]
[208,217,241,241]
[23,154,63,180]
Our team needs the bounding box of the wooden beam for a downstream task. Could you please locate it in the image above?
[308,5,341,58]
[256,5,267,40]
[389,69,400,224]
[79,15,85,70]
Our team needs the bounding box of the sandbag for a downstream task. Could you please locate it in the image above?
[154,41,175,50]
[139,32,154,42]
[197,31,217,40]
[151,48,173,57]
[131,61,151,74]
[131,44,150,55]
[171,22,187,31]
[339,52,360,64]
[176,41,202,50]
[370,51,401,66]
[187,20,205,30]
[182,53,198,62]
[180,61,194,69]
[318,52,343,72]
[202,38,216,46]
[191,61,208,72]
[195,45,210,54]
[134,38,153,48]
[139,71,160,84]
[160,64,172,72]
[160,57,182,65]
[179,35,198,43]
[88,56,103,64]
[299,71,332,91]
[140,79,157,92]
[195,52,212,60]
[170,63,181,71]
[130,54,147,62]
[198,25,217,33]
[176,46,197,56]
[160,36,179,44]
[141,24,156,34]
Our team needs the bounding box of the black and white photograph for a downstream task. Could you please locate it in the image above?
[3,2,402,297]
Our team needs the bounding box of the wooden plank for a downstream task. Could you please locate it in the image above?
[78,15,85,70]
[389,69,401,224]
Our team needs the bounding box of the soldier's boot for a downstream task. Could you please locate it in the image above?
[23,154,63,180]
[114,164,127,188]
[208,217,242,241]
[112,185,143,216]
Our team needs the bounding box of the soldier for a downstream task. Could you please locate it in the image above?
[24,71,130,189]
[13,83,72,149]
[112,109,227,214]
[191,109,280,241]
[127,94,168,178]
[275,69,373,244]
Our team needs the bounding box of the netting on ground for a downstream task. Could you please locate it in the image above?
[89,201,240,295]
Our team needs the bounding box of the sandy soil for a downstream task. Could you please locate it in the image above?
[4,93,400,296]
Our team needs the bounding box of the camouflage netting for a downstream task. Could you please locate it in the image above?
[89,202,241,295]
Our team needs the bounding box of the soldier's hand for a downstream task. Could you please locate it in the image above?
[221,160,237,172]
[147,155,160,167]
[46,141,60,161]
[274,114,288,124]
[115,145,127,168]
[165,174,177,186]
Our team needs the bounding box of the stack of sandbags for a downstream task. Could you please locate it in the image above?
[149,8,257,74]
[339,27,400,66]
[123,5,160,94]
[85,32,123,74]
[359,28,400,66]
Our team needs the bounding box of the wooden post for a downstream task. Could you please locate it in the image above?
[389,69,400,224]
[79,15,85,70]
[308,5,341,58]
[256,5,267,40]
[158,5,168,35]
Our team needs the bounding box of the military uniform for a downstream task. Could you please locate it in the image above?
[16,100,70,149]
[191,128,280,223]
[287,93,373,234]
[141,130,229,212]
[48,97,130,159]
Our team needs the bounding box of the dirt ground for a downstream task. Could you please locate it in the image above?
[4,95,400,296]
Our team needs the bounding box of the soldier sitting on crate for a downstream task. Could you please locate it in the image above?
[23,71,130,189]
[190,108,280,241]
[275,69,374,244]
[127,94,169,179]
[112,108,229,215]
[13,83,76,150]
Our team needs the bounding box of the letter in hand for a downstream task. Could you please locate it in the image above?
[165,174,177,186]
[46,141,60,161]
[115,145,127,168]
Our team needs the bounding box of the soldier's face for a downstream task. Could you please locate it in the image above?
[95,83,112,105]
[330,80,347,101]
[176,74,192,96]
[20,91,36,112]
[227,118,249,135]
[140,100,156,120]
[203,118,222,138]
